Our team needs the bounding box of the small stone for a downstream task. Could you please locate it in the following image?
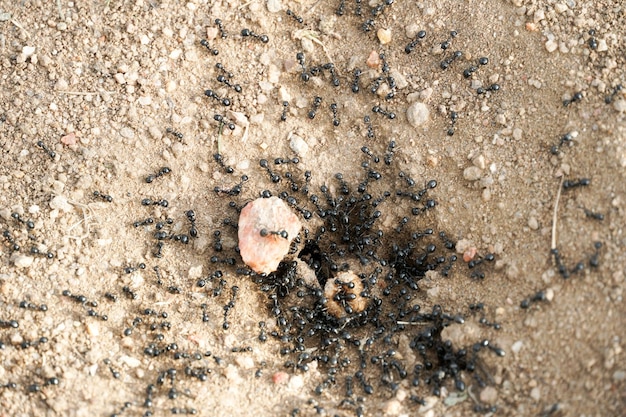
[419,88,433,101]
[61,132,77,146]
[480,386,498,404]
[272,371,289,384]
[383,399,401,415]
[288,375,304,390]
[545,39,558,53]
[597,39,608,52]
[234,355,255,369]
[12,254,34,268]
[188,265,203,279]
[613,370,626,381]
[366,50,381,68]
[545,288,554,302]
[554,3,567,13]
[55,78,69,91]
[114,73,126,84]
[238,197,302,275]
[325,271,368,318]
[472,155,486,169]
[289,134,309,157]
[119,127,135,139]
[463,166,482,181]
[85,321,100,337]
[22,46,36,58]
[511,340,524,354]
[377,28,392,45]
[266,0,282,13]
[440,321,480,349]
[389,69,408,89]
[613,99,626,113]
[406,102,430,127]
[138,96,152,106]
[49,195,73,212]
[513,128,523,140]
[530,387,541,401]
[119,355,141,368]
[418,396,438,413]
[528,217,539,230]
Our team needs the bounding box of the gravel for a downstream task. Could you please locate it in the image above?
[406,102,430,127]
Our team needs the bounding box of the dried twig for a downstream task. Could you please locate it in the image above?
[551,176,565,250]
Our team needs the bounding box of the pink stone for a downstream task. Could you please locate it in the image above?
[237,196,302,274]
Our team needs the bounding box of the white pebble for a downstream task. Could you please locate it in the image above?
[513,128,523,140]
[289,134,309,157]
[266,0,282,13]
[12,254,34,268]
[119,127,135,139]
[406,102,430,127]
[55,78,69,91]
[597,39,608,52]
[49,195,73,212]
[188,265,203,279]
[288,375,304,390]
[545,39,558,53]
[480,386,498,404]
[511,340,524,354]
[22,45,36,58]
[138,96,152,106]
[169,49,182,60]
[528,217,539,230]
[119,355,141,368]
[530,387,541,401]
[463,166,482,181]
[114,73,126,84]
[613,99,626,113]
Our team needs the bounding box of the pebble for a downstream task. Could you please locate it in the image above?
[377,28,392,45]
[188,265,203,279]
[463,166,482,181]
[55,78,69,91]
[272,371,289,385]
[237,196,302,274]
[119,127,135,139]
[22,45,36,58]
[234,355,255,369]
[12,254,34,268]
[597,39,608,52]
[530,387,541,401]
[366,50,381,68]
[511,340,524,354]
[480,386,498,404]
[266,0,282,13]
[289,133,309,157]
[406,102,430,127]
[528,216,539,230]
[383,399,402,415]
[613,370,626,381]
[418,396,438,413]
[613,99,626,113]
[288,375,304,390]
[389,69,408,89]
[49,195,73,212]
[545,39,558,53]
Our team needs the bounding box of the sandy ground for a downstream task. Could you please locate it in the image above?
[0,0,624,416]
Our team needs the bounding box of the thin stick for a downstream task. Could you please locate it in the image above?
[551,177,564,250]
